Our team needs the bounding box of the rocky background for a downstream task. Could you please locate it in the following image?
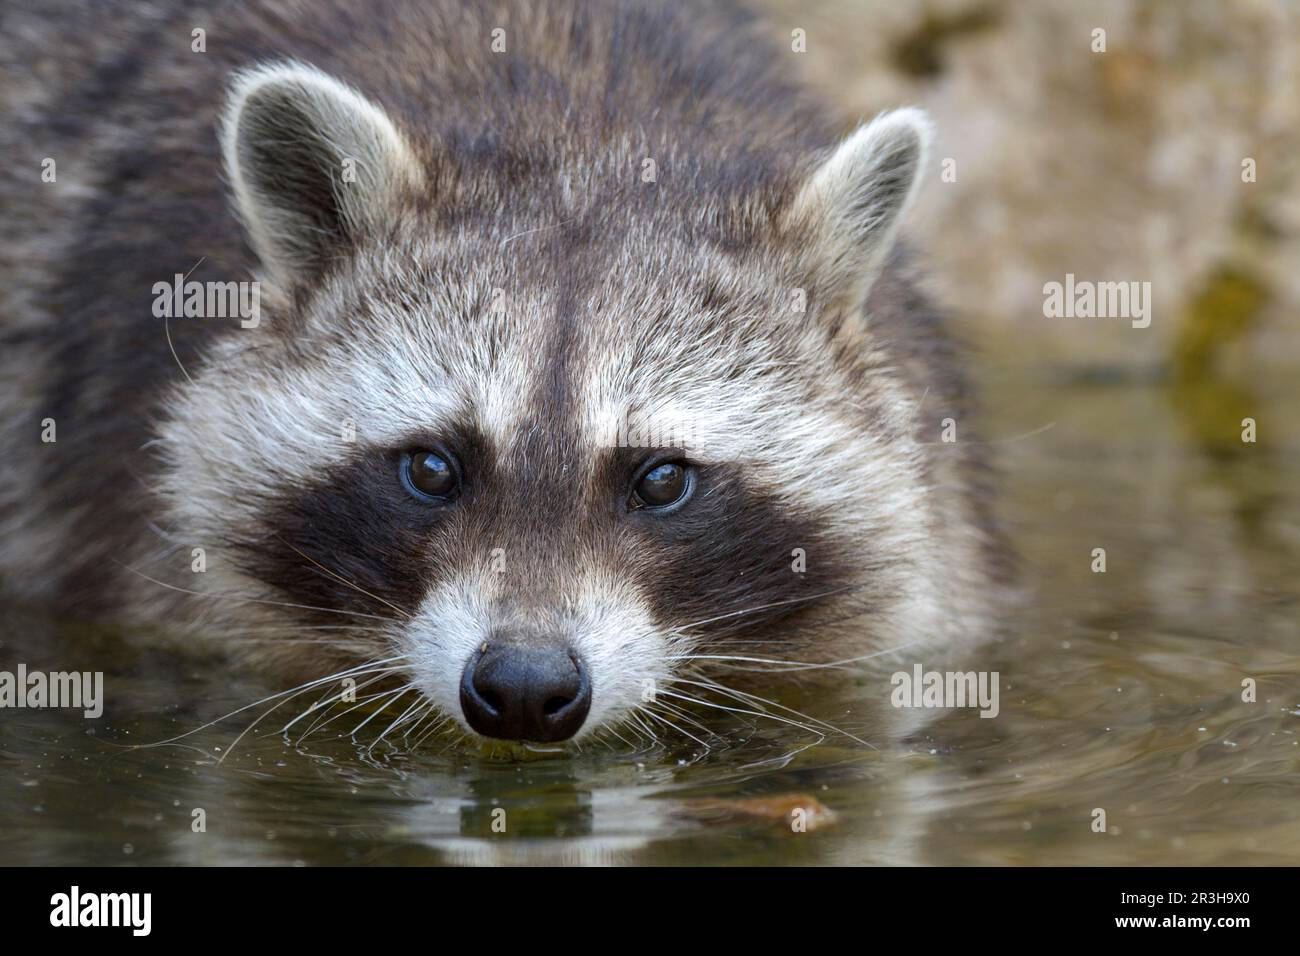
[756,0,1300,377]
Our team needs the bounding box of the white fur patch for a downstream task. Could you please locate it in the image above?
[402,568,677,743]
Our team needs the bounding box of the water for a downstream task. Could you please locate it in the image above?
[2,368,1298,865]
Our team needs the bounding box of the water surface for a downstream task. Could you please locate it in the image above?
[2,368,1298,865]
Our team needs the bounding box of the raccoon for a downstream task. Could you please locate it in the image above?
[0,0,1005,746]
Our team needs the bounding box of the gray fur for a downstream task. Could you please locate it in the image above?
[0,0,1007,744]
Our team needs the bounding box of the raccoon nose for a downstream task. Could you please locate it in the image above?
[459,645,591,742]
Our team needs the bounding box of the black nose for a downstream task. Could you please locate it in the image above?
[459,645,591,742]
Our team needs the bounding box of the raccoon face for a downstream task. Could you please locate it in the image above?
[159,63,937,747]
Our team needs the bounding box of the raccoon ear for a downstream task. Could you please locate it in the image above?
[221,62,424,290]
[786,108,931,320]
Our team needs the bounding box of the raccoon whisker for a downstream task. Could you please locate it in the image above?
[645,699,716,737]
[411,714,455,751]
[660,681,832,738]
[163,312,196,387]
[348,685,417,740]
[600,722,640,750]
[688,638,803,645]
[407,722,442,752]
[385,694,435,742]
[674,675,876,749]
[283,671,405,738]
[223,627,393,656]
[500,215,577,246]
[666,653,834,670]
[395,697,431,738]
[137,521,188,557]
[638,715,666,747]
[624,709,662,745]
[667,639,923,672]
[220,623,393,650]
[736,738,826,772]
[638,706,712,749]
[652,706,721,743]
[293,692,385,744]
[611,725,644,750]
[392,708,429,747]
[914,384,932,416]
[126,656,408,756]
[618,712,660,749]
[622,713,658,745]
[228,598,397,625]
[276,536,413,622]
[113,560,401,623]
[656,686,833,744]
[631,707,670,741]
[401,701,438,741]
[230,642,390,658]
[224,640,387,653]
[366,693,427,754]
[687,595,892,649]
[668,583,864,633]
[304,683,416,749]
[226,623,393,634]
[398,709,436,744]
[131,671,396,764]
[683,676,834,730]
[225,631,389,641]
[157,254,208,388]
[218,664,411,762]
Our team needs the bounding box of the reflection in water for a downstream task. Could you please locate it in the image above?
[1,373,1298,865]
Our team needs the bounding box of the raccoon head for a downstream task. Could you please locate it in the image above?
[160,62,939,748]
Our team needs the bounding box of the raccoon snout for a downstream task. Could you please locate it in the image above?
[458,644,592,743]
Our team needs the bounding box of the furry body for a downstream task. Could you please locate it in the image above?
[0,0,1004,743]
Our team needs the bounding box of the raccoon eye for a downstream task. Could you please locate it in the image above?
[631,461,692,510]
[402,450,459,502]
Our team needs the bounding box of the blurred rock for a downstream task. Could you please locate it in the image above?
[754,0,1300,371]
